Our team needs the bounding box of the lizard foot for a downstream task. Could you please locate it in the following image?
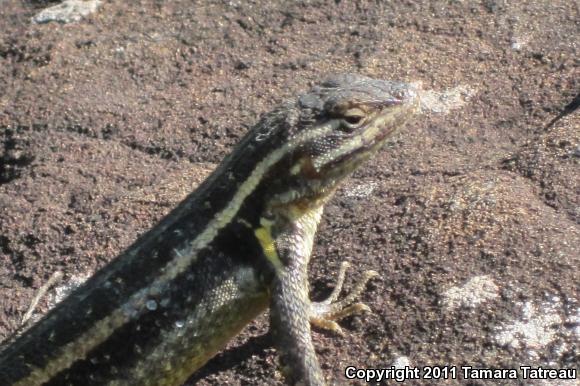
[309,261,378,335]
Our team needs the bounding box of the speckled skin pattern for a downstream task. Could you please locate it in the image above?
[0,74,419,386]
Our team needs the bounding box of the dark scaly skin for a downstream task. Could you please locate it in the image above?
[0,74,419,386]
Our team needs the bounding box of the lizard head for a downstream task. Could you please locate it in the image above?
[295,74,419,181]
[251,73,420,209]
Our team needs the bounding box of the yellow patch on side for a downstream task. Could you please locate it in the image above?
[254,220,283,271]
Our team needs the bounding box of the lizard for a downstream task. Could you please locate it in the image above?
[0,73,420,385]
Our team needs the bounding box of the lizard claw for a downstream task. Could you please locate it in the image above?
[309,261,377,333]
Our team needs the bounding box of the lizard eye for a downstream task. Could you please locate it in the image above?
[343,115,364,125]
[338,108,366,132]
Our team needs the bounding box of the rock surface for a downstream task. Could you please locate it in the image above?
[0,1,578,384]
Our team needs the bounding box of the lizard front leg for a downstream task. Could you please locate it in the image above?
[270,259,377,385]
[266,206,375,385]
[270,258,326,386]
[266,205,326,386]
